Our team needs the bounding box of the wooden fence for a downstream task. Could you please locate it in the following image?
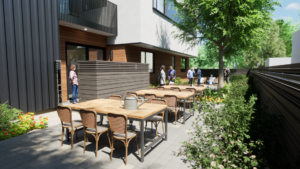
[77,61,149,102]
[250,63,300,168]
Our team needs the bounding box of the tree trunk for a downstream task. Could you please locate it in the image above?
[217,49,224,90]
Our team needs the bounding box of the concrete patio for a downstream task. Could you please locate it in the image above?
[0,108,198,169]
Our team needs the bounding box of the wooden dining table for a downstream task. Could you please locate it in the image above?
[67,98,168,163]
[163,85,207,101]
[134,89,195,125]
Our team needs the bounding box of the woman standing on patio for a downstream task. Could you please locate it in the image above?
[69,65,79,104]
[160,65,166,86]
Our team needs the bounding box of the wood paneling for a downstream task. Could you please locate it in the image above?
[60,26,107,102]
[89,51,98,60]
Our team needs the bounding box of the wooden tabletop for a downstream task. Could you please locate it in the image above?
[67,99,168,120]
[135,90,194,99]
[163,85,206,92]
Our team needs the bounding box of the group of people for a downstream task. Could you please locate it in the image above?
[159,65,230,86]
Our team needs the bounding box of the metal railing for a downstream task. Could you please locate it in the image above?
[58,0,117,35]
[250,63,300,168]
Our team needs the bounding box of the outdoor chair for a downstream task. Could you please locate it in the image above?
[149,88,158,90]
[57,106,83,149]
[171,87,181,92]
[144,93,156,103]
[79,110,109,157]
[168,84,177,86]
[164,95,180,125]
[181,84,190,86]
[145,99,166,138]
[164,88,174,91]
[107,113,139,165]
[126,92,142,129]
[157,87,164,91]
[109,95,122,100]
[179,89,194,113]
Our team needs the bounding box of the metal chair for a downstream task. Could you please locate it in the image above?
[107,113,139,165]
[164,88,174,91]
[126,92,142,129]
[157,87,164,91]
[179,89,194,114]
[149,88,158,90]
[109,95,122,100]
[171,87,181,92]
[57,106,83,149]
[145,99,166,138]
[164,95,180,125]
[168,84,177,86]
[144,93,156,103]
[79,110,109,157]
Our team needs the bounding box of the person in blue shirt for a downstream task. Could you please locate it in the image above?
[196,67,201,85]
[209,74,214,85]
[168,66,176,84]
[187,67,195,86]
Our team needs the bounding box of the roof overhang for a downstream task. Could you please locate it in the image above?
[128,43,197,58]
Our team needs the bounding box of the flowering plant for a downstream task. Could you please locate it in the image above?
[180,75,265,168]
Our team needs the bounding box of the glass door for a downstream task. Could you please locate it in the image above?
[66,45,87,100]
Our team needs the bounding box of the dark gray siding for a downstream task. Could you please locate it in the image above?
[0,0,60,112]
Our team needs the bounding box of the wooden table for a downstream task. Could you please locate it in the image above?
[67,99,168,163]
[134,90,195,125]
[163,85,207,101]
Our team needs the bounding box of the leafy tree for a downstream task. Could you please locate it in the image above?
[243,22,286,68]
[168,0,280,89]
[275,19,300,57]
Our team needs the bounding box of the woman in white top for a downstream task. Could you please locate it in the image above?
[160,65,166,86]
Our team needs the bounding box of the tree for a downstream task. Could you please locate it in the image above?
[275,19,300,57]
[243,22,286,68]
[168,0,280,89]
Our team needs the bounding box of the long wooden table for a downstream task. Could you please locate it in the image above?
[134,90,195,125]
[163,85,207,101]
[67,99,168,162]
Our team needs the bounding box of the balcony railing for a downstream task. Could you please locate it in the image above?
[58,0,117,35]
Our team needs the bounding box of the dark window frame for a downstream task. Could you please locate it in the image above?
[172,56,175,69]
[141,51,155,73]
[181,58,186,72]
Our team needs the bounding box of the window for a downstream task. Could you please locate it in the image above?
[172,56,175,69]
[181,58,186,72]
[153,0,178,22]
[153,0,165,13]
[141,51,154,73]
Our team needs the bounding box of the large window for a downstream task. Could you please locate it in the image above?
[153,0,178,22]
[141,51,154,73]
[172,56,175,69]
[181,58,186,72]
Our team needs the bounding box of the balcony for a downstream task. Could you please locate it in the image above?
[58,0,117,36]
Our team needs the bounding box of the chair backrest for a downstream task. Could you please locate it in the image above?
[181,89,193,93]
[168,84,177,86]
[107,113,127,136]
[186,88,197,94]
[110,95,121,100]
[164,95,177,107]
[171,87,181,92]
[79,110,97,130]
[181,84,189,86]
[127,92,138,97]
[145,93,156,103]
[164,88,173,91]
[157,87,164,91]
[57,106,72,124]
[151,98,166,105]
[196,85,205,87]
[149,88,157,90]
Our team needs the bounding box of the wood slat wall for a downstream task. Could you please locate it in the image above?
[59,26,107,102]
[106,44,190,85]
[250,63,300,168]
[77,61,149,102]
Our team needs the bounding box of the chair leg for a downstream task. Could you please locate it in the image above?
[151,123,153,133]
[175,112,177,125]
[75,129,78,140]
[135,136,140,155]
[162,120,165,134]
[100,115,103,125]
[83,131,87,154]
[95,135,98,157]
[129,120,133,129]
[178,110,181,122]
[61,127,64,146]
[110,137,114,161]
[155,122,158,138]
[71,131,74,150]
[125,141,128,165]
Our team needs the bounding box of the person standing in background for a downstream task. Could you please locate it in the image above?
[187,67,195,86]
[168,66,176,84]
[160,65,166,86]
[69,65,79,104]
[196,67,201,85]
[224,67,230,84]
[169,73,175,84]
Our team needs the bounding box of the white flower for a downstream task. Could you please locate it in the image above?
[253,167,257,169]
[199,155,202,158]
[244,151,248,154]
[212,143,216,147]
[251,155,256,159]
[233,131,236,133]
[227,123,230,126]
[231,141,235,144]
[211,161,216,167]
[228,134,232,137]
[235,151,238,153]
[219,135,222,138]
[209,154,215,158]
[251,140,254,142]
[237,140,241,142]
[223,159,226,162]
[228,161,231,163]
[231,164,237,168]
[218,165,224,169]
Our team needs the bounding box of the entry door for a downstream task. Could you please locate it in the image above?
[66,45,87,100]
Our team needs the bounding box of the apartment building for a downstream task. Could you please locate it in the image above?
[0,0,197,112]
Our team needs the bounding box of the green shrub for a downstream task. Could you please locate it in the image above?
[0,102,21,128]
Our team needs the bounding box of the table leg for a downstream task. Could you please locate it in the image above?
[193,95,195,116]
[66,128,70,142]
[165,109,168,141]
[140,120,145,162]
[183,99,186,125]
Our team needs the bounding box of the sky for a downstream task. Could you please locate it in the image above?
[272,0,300,22]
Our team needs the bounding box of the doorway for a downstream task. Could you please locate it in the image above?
[66,42,105,101]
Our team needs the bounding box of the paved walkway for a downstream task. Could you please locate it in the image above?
[0,108,198,169]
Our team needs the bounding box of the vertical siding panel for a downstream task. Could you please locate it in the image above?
[45,0,55,108]
[4,0,19,108]
[22,0,36,111]
[30,0,43,111]
[0,0,10,104]
[13,0,28,111]
[37,0,50,109]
